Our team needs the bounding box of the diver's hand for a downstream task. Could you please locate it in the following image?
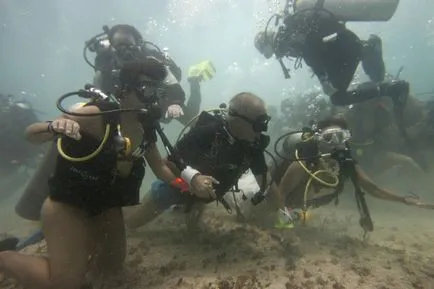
[190,175,219,199]
[402,196,434,209]
[165,104,184,119]
[50,119,81,140]
[402,194,426,207]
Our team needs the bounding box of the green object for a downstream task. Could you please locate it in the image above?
[188,60,216,81]
[274,219,295,229]
[274,212,296,229]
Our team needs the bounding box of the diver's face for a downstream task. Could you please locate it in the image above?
[112,30,136,47]
[230,107,269,143]
[317,125,351,152]
[112,31,140,63]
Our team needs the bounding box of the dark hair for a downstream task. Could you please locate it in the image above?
[108,24,143,44]
[119,58,167,88]
[317,116,348,130]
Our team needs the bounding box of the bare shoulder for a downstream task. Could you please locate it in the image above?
[64,104,104,136]
[73,104,101,114]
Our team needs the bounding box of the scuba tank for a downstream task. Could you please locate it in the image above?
[294,0,400,22]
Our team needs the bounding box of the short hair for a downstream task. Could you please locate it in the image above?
[317,116,348,130]
[229,92,264,114]
[108,24,143,44]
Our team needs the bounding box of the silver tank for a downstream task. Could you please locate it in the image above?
[294,0,400,22]
[271,131,304,175]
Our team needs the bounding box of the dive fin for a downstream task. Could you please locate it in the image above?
[188,60,216,81]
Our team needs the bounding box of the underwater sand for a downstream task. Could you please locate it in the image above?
[0,177,434,289]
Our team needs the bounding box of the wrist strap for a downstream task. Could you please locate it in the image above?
[46,121,60,136]
[181,166,200,185]
[46,121,54,133]
[170,178,189,193]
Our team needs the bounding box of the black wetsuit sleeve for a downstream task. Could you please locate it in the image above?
[186,80,201,113]
[250,150,268,175]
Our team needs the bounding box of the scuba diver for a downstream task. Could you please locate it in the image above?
[0,58,188,289]
[0,93,44,200]
[267,117,434,230]
[254,0,409,107]
[85,24,216,125]
[0,94,41,171]
[125,92,272,231]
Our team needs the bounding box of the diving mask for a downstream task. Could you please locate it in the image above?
[317,127,351,146]
[113,44,142,63]
[229,109,271,132]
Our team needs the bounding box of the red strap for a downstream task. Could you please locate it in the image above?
[171,178,190,193]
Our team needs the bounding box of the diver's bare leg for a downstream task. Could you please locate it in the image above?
[92,207,126,275]
[124,191,164,230]
[0,199,92,289]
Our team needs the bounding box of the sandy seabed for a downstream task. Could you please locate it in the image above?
[0,179,434,289]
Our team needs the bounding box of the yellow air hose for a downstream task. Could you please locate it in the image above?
[57,124,111,162]
[294,149,339,223]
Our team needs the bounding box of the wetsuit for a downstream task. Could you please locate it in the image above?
[150,111,268,210]
[48,101,153,216]
[277,10,407,106]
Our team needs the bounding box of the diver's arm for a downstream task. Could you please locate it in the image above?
[355,164,405,203]
[25,106,102,144]
[145,143,177,183]
[251,150,269,189]
[178,79,202,125]
[25,122,57,144]
[253,171,284,210]
[93,71,104,89]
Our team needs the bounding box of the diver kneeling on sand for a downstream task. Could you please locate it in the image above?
[125,92,273,231]
[262,117,434,232]
[0,58,182,289]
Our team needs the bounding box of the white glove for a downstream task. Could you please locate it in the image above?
[165,104,184,119]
